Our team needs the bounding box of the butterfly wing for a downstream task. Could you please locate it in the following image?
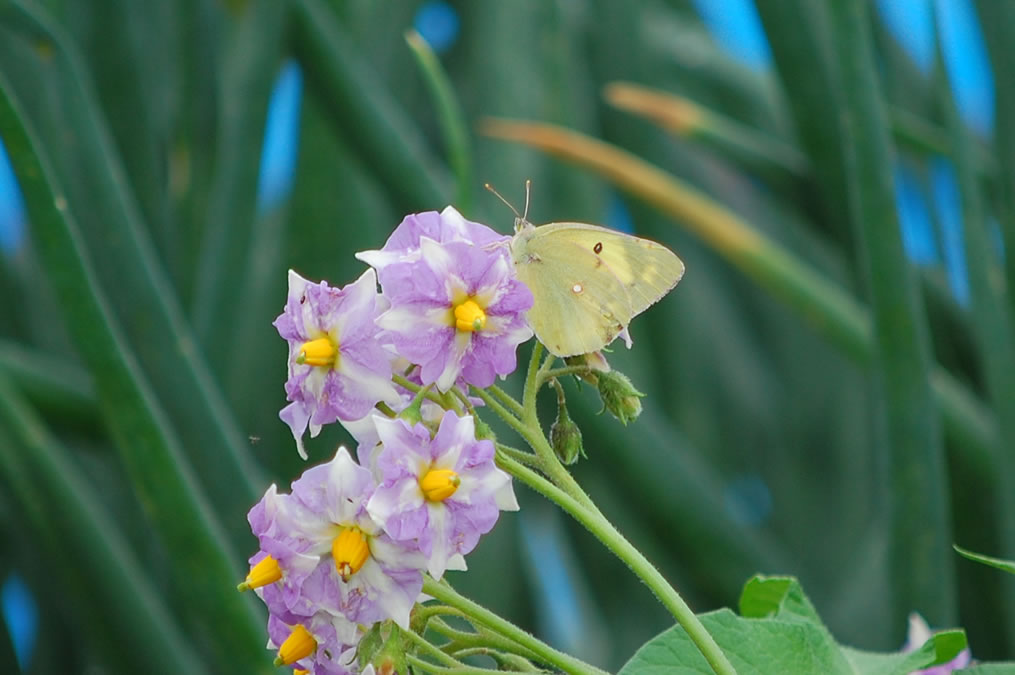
[511,222,684,357]
[566,223,686,316]
[513,240,633,357]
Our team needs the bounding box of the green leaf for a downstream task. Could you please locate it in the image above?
[619,609,846,675]
[841,630,965,675]
[954,545,1015,575]
[621,576,965,675]
[739,576,821,623]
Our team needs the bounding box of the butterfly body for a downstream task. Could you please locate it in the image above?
[509,218,684,357]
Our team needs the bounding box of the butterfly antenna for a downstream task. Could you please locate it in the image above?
[523,179,531,221]
[484,183,521,219]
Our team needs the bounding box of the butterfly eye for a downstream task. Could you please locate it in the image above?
[593,242,603,254]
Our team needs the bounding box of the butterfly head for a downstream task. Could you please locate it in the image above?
[485,180,534,235]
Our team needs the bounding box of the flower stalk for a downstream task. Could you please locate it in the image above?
[422,577,611,675]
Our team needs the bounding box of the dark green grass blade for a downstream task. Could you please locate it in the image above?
[405,29,473,213]
[481,120,996,471]
[0,375,209,675]
[291,0,451,211]
[974,0,1015,316]
[0,1,264,534]
[190,0,288,354]
[63,0,177,268]
[0,340,102,438]
[0,583,17,675]
[830,0,954,633]
[938,43,1015,643]
[753,0,852,247]
[0,68,268,672]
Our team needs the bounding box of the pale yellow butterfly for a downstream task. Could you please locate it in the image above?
[487,182,685,358]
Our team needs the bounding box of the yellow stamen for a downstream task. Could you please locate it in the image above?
[332,527,370,582]
[295,670,310,675]
[454,299,487,333]
[237,554,282,591]
[420,468,460,502]
[297,337,337,367]
[274,624,316,666]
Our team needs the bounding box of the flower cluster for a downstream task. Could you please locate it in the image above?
[242,208,525,672]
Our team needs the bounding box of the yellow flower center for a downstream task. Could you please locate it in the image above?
[332,527,370,582]
[296,337,338,367]
[419,468,460,502]
[453,299,487,333]
[275,624,316,666]
[237,554,282,591]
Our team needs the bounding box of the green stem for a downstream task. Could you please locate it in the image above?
[418,605,468,623]
[426,618,481,644]
[450,648,541,672]
[470,386,528,436]
[450,386,477,416]
[473,383,591,507]
[403,627,464,669]
[423,577,609,675]
[510,347,598,508]
[487,383,525,418]
[392,373,448,408]
[497,454,736,675]
[521,342,545,422]
[496,442,541,467]
[406,655,506,675]
[426,617,544,665]
[540,365,593,382]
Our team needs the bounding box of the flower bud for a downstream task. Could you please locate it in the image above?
[565,351,611,386]
[550,387,585,465]
[474,416,497,442]
[597,370,644,425]
[373,627,410,675]
[356,623,384,671]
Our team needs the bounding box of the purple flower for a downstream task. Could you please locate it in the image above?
[366,236,533,392]
[246,489,322,617]
[366,411,519,579]
[267,611,362,674]
[356,208,532,392]
[355,206,508,273]
[274,268,401,459]
[285,448,425,628]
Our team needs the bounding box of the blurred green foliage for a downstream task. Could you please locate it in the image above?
[0,0,1012,672]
